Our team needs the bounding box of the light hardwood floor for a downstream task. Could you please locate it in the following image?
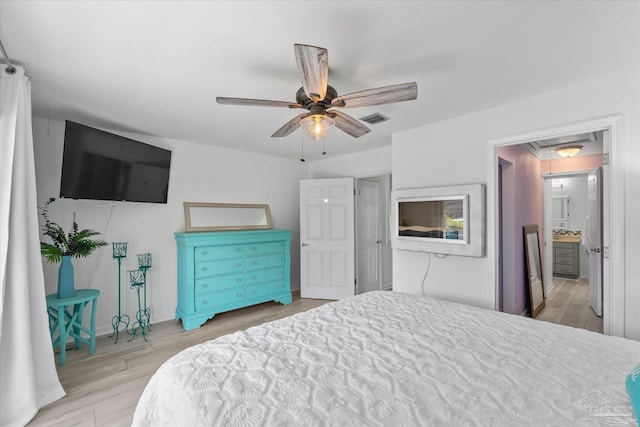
[535,276,603,333]
[28,292,330,427]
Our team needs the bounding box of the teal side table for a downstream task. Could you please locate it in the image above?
[46,289,100,367]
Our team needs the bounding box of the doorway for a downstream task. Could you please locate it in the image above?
[492,117,622,336]
[299,175,392,300]
[356,174,393,294]
[540,171,603,333]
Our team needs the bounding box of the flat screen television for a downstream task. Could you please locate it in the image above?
[60,120,172,203]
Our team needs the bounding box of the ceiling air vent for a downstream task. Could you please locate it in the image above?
[359,113,389,125]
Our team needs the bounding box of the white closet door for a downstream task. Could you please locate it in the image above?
[300,178,355,300]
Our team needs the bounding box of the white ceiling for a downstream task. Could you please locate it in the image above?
[1,1,638,161]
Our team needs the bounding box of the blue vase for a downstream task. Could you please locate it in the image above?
[57,255,75,299]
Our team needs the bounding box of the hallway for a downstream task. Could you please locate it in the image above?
[535,277,602,333]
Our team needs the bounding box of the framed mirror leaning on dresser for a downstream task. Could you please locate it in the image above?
[184,202,272,232]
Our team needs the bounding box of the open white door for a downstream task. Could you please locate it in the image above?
[300,178,355,299]
[356,178,382,294]
[586,170,602,316]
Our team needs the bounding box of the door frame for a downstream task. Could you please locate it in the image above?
[488,115,624,336]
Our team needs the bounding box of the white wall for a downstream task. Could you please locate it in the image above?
[33,117,306,336]
[392,67,640,339]
[308,145,392,178]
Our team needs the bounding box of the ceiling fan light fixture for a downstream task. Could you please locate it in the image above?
[301,114,334,140]
[555,145,583,158]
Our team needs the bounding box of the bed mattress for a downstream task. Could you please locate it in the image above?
[133,291,639,426]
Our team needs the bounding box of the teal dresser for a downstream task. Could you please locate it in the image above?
[175,229,293,330]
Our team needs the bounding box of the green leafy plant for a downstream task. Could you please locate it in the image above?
[40,198,108,263]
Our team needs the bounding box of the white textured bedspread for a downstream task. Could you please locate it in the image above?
[133,291,640,426]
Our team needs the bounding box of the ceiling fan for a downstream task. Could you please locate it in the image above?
[216,44,418,140]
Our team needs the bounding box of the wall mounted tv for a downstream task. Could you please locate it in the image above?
[60,120,172,203]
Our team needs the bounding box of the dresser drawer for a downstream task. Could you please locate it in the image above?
[245,254,285,271]
[195,288,244,310]
[555,248,574,257]
[244,268,285,285]
[194,245,243,262]
[195,259,244,278]
[245,281,286,299]
[553,241,575,249]
[195,274,243,295]
[244,241,285,256]
[555,256,574,266]
[554,264,576,274]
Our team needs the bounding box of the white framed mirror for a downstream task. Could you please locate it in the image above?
[552,196,569,230]
[184,202,272,232]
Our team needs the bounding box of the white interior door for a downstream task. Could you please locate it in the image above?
[586,170,602,316]
[356,178,381,294]
[300,178,355,300]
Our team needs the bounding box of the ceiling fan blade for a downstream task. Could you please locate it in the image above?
[271,113,311,137]
[216,97,302,109]
[327,110,371,138]
[331,82,418,108]
[294,44,328,102]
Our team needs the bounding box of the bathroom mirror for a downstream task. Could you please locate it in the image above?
[552,196,569,230]
[523,224,546,317]
[184,202,272,232]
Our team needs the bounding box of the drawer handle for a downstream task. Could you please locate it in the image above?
[279,272,283,275]
[251,261,257,265]
[202,300,207,304]
[202,283,208,288]
[236,278,242,282]
[251,247,256,251]
[201,251,207,256]
[252,275,256,280]
[236,248,241,252]
[202,267,208,272]
[252,290,257,294]
[236,293,242,297]
[236,263,242,267]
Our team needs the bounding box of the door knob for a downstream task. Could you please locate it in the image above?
[590,248,601,253]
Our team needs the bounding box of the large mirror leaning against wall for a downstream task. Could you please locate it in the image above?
[184,202,272,232]
[523,224,546,317]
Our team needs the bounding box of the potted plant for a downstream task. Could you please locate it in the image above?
[40,198,108,298]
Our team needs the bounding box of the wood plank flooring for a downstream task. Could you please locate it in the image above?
[535,276,603,333]
[28,292,330,427]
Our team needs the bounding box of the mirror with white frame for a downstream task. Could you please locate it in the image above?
[552,196,569,230]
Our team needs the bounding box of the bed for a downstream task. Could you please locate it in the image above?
[133,291,640,426]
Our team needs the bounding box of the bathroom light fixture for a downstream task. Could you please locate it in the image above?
[555,145,583,158]
[301,114,335,140]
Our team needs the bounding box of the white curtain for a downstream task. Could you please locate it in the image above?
[0,65,65,426]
